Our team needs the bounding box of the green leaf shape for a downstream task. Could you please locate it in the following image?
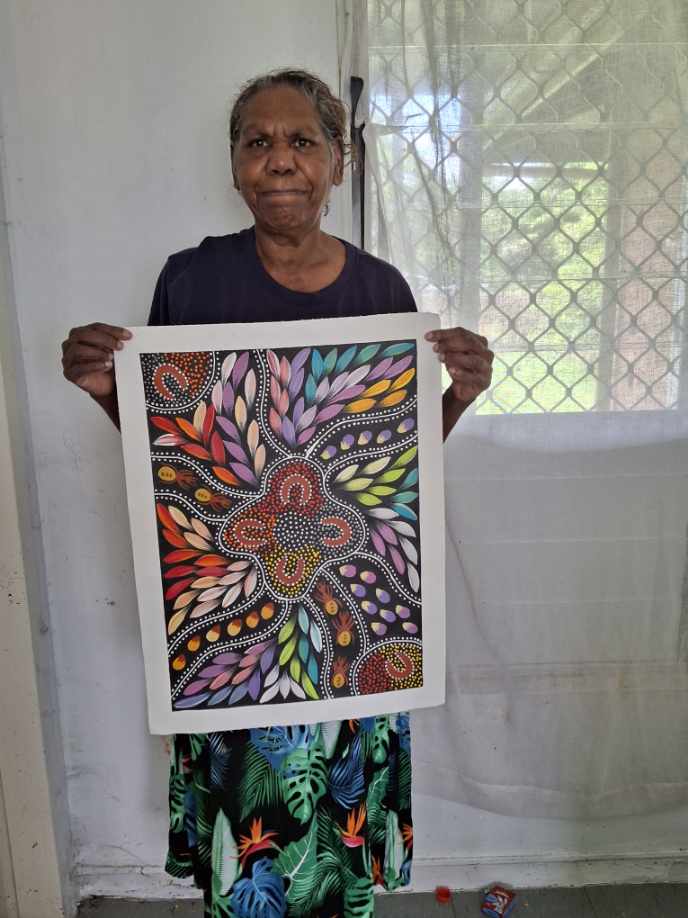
[392,446,417,468]
[398,748,412,811]
[355,344,380,366]
[323,348,338,375]
[278,617,296,644]
[188,733,207,761]
[280,745,328,824]
[301,671,319,700]
[306,655,318,684]
[279,634,297,666]
[211,809,239,900]
[342,477,373,492]
[393,491,418,504]
[305,374,317,404]
[335,463,359,483]
[361,456,391,476]
[375,467,406,484]
[239,744,283,821]
[356,493,382,507]
[369,485,396,497]
[193,774,215,867]
[366,766,390,846]
[383,809,406,887]
[168,770,186,834]
[362,716,390,765]
[382,341,414,358]
[342,874,375,917]
[289,657,302,682]
[274,816,319,908]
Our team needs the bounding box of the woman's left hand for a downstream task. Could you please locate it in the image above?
[425,327,494,405]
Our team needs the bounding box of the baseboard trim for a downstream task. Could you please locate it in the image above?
[75,852,688,902]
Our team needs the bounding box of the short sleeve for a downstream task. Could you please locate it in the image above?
[147,260,171,327]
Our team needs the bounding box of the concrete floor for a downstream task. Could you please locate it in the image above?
[78,884,688,917]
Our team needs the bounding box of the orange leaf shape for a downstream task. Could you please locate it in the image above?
[163,549,202,563]
[157,503,179,532]
[197,554,229,567]
[162,529,188,548]
[182,443,212,461]
[202,404,216,444]
[344,398,377,414]
[210,431,225,464]
[390,368,415,391]
[151,416,179,433]
[213,466,241,486]
[379,390,406,407]
[176,417,201,441]
[361,379,391,398]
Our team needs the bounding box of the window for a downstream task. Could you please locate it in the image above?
[366,0,688,413]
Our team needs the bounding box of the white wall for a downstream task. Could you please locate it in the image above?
[2,0,688,907]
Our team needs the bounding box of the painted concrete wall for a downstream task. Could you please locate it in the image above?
[2,0,688,905]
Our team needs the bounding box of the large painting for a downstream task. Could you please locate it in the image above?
[116,315,445,732]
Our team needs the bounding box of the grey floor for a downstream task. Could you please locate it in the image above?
[78,884,688,917]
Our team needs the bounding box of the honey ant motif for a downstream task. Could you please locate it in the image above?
[334,609,355,647]
[157,465,231,510]
[331,656,350,689]
[314,580,341,615]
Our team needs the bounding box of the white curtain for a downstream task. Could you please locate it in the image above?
[340,0,688,819]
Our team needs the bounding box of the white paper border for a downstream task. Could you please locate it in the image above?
[115,313,445,733]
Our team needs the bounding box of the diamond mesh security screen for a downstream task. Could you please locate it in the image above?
[366,0,688,413]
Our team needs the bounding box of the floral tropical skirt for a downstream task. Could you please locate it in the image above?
[165,715,413,917]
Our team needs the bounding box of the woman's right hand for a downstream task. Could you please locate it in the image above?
[61,323,132,398]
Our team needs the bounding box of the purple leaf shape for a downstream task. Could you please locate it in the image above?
[229,462,258,486]
[386,355,414,377]
[213,652,242,665]
[231,351,250,388]
[296,426,316,444]
[222,382,235,413]
[291,348,311,374]
[325,370,351,401]
[371,530,387,556]
[389,546,406,575]
[288,368,304,400]
[247,668,262,701]
[174,693,211,709]
[226,441,249,463]
[366,357,393,382]
[376,523,399,545]
[251,640,273,655]
[198,664,232,679]
[314,403,344,424]
[281,416,297,446]
[217,416,240,442]
[343,364,371,388]
[229,683,250,705]
[260,645,276,673]
[292,396,305,428]
[330,384,366,403]
[208,685,233,706]
[296,404,317,432]
[183,679,211,697]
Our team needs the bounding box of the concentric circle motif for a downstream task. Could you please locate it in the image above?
[140,341,423,712]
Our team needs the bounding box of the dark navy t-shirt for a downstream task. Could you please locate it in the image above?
[147,227,416,326]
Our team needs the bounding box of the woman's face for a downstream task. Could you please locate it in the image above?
[232,85,343,237]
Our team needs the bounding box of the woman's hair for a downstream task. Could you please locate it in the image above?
[229,69,349,164]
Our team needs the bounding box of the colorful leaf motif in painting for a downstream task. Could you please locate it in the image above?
[140,341,423,712]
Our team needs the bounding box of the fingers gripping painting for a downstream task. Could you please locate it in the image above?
[116,316,445,732]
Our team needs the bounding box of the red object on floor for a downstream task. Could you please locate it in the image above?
[481,884,517,917]
[435,885,452,904]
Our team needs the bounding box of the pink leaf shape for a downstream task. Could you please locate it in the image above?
[376,523,399,545]
[296,404,317,432]
[209,671,232,691]
[266,350,280,377]
[291,348,310,374]
[231,665,256,685]
[278,389,289,417]
[279,356,291,386]
[314,403,344,424]
[269,408,282,435]
[183,679,210,697]
[366,357,393,382]
[229,462,258,486]
[154,434,183,446]
[292,396,305,428]
[270,376,282,408]
[386,355,414,377]
[329,384,366,402]
[389,546,406,575]
[371,530,387,556]
[231,351,249,388]
[296,426,316,444]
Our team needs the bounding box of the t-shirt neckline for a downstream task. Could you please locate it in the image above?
[247,226,353,302]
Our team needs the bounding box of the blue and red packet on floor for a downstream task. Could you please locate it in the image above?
[481,884,517,917]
